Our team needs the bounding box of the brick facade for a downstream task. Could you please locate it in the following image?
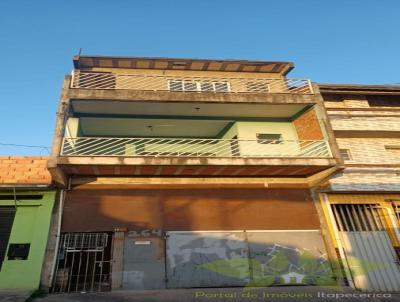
[293,108,324,140]
[0,156,51,185]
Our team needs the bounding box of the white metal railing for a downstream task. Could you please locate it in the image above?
[71,71,314,94]
[61,137,331,158]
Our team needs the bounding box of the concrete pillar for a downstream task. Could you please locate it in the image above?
[111,229,126,290]
[40,191,62,291]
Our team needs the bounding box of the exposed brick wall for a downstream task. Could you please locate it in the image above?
[0,156,51,185]
[293,108,324,140]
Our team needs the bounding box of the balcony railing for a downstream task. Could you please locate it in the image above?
[71,71,314,94]
[61,137,331,158]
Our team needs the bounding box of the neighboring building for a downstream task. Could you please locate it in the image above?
[47,55,343,292]
[0,157,55,291]
[318,84,400,292]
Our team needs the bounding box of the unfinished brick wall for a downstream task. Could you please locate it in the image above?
[293,108,324,140]
[0,156,51,185]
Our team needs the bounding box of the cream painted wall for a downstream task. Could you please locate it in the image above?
[236,122,298,140]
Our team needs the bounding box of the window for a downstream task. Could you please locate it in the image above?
[367,96,400,107]
[183,81,197,92]
[213,82,230,92]
[168,80,230,92]
[246,81,269,92]
[168,80,184,91]
[8,244,30,260]
[339,149,352,161]
[200,82,214,92]
[256,133,282,144]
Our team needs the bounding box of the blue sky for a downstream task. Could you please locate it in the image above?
[0,0,399,155]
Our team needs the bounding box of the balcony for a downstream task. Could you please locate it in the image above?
[61,137,331,158]
[71,71,314,95]
[55,137,336,178]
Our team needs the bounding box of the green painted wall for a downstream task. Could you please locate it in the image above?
[221,122,238,139]
[0,191,55,290]
[226,121,300,156]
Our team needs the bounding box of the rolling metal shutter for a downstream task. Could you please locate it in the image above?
[0,207,16,270]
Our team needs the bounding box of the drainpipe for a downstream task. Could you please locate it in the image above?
[13,187,16,208]
[48,188,65,288]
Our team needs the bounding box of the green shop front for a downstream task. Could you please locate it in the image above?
[0,191,55,290]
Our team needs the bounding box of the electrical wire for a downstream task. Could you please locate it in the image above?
[0,142,50,154]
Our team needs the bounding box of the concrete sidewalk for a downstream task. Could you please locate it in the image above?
[0,291,31,302]
[31,287,399,302]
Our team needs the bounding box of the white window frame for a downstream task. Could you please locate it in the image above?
[168,80,230,93]
[339,148,352,161]
[256,133,283,144]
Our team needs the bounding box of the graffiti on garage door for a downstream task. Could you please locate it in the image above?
[165,231,336,288]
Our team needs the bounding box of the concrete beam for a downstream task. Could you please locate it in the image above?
[68,88,317,105]
[311,84,344,167]
[56,156,337,167]
[47,164,68,188]
[71,176,312,189]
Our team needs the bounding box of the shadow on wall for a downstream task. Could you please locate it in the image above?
[60,188,321,232]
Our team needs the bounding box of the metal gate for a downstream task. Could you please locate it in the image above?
[0,207,16,270]
[393,202,400,224]
[332,204,400,292]
[52,233,112,293]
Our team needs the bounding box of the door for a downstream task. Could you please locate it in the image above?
[166,232,249,288]
[122,236,165,290]
[332,204,400,291]
[165,230,332,288]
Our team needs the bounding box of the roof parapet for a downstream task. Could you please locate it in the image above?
[73,55,294,75]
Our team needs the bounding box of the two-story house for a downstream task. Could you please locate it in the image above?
[318,84,400,292]
[47,56,342,292]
